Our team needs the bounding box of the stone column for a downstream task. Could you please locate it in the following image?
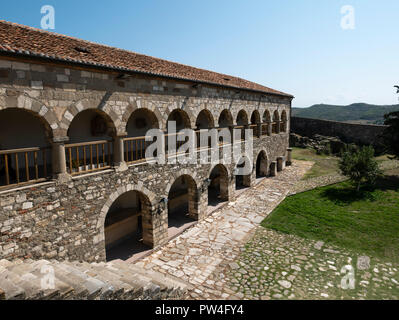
[286,148,292,166]
[270,161,277,177]
[276,120,281,134]
[113,134,128,172]
[52,137,71,183]
[257,123,262,138]
[277,156,285,172]
[267,121,272,136]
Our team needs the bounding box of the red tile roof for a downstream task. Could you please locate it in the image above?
[0,20,292,98]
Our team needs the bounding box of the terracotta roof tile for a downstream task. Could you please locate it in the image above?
[0,20,292,97]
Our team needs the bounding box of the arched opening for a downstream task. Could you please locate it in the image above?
[168,175,198,237]
[262,110,271,136]
[250,110,261,137]
[125,109,159,163]
[280,110,287,133]
[0,108,52,188]
[66,109,116,174]
[196,110,214,129]
[256,151,268,178]
[67,109,116,143]
[236,110,248,141]
[235,156,252,190]
[167,109,191,132]
[208,164,229,207]
[104,190,153,261]
[272,110,280,134]
[218,109,233,128]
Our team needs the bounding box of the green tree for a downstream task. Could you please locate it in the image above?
[339,145,382,192]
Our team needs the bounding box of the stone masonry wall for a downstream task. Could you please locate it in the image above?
[0,58,291,262]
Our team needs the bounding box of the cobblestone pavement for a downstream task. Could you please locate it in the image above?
[133,161,314,299]
[226,228,399,300]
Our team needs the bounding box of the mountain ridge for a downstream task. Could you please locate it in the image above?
[292,103,399,124]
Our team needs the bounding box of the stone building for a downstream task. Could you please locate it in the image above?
[0,20,293,262]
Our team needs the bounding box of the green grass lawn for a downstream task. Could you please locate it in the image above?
[262,175,399,263]
[291,147,340,179]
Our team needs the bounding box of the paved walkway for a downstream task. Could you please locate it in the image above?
[133,160,314,299]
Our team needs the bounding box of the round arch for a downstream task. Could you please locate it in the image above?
[126,108,160,137]
[196,109,215,129]
[218,109,233,128]
[167,109,191,132]
[280,110,288,133]
[256,150,268,178]
[208,163,229,205]
[167,174,199,231]
[236,110,249,126]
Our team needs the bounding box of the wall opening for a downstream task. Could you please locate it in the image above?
[235,156,252,190]
[104,190,153,261]
[256,151,268,178]
[208,164,229,206]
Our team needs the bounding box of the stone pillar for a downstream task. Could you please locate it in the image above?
[267,121,272,136]
[52,138,71,183]
[270,161,277,177]
[276,121,281,134]
[257,123,262,138]
[142,205,154,248]
[113,134,128,171]
[286,148,292,166]
[277,156,285,172]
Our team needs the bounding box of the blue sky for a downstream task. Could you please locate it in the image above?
[1,0,398,107]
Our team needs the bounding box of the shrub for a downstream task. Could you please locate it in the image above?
[339,145,382,192]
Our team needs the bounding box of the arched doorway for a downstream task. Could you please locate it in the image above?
[208,164,229,206]
[235,156,252,190]
[256,151,268,178]
[66,109,116,174]
[104,190,153,261]
[0,108,52,188]
[125,109,159,162]
[168,175,198,237]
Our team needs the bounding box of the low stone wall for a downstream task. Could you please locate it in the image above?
[291,117,387,151]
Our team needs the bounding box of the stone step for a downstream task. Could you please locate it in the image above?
[0,259,187,300]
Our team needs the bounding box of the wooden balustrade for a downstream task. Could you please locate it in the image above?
[0,146,51,189]
[124,136,151,164]
[65,140,113,175]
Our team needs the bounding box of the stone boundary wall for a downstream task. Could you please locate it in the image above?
[291,117,387,149]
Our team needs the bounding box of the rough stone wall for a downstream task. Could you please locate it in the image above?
[0,58,291,262]
[291,117,386,150]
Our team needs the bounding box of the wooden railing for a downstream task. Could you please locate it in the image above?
[124,136,151,164]
[65,140,113,175]
[0,146,51,189]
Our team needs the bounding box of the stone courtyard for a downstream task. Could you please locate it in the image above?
[133,160,399,300]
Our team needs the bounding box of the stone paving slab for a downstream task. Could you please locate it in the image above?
[132,160,314,299]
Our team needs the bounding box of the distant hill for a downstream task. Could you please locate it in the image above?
[292,103,399,125]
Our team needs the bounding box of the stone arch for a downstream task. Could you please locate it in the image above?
[166,109,192,132]
[235,155,252,189]
[97,183,156,247]
[61,99,121,136]
[167,174,199,230]
[195,109,215,129]
[67,109,117,143]
[256,150,268,178]
[0,94,59,139]
[102,187,155,261]
[263,110,271,123]
[218,109,233,128]
[208,163,230,205]
[126,108,160,137]
[122,100,163,133]
[272,110,280,134]
[236,109,249,126]
[251,110,261,124]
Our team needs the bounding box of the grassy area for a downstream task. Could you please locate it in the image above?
[291,147,340,179]
[262,175,399,263]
